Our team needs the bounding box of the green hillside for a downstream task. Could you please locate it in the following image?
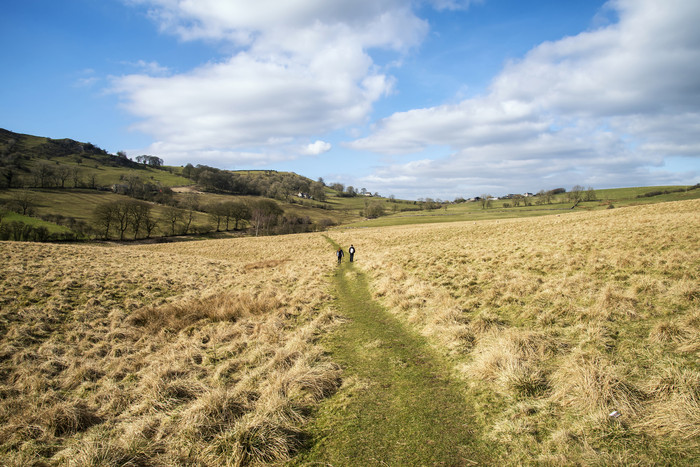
[2,128,698,241]
[0,128,192,189]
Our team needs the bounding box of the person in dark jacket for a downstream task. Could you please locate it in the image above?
[349,244,356,262]
[336,247,344,264]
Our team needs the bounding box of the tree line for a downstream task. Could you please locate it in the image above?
[90,197,325,241]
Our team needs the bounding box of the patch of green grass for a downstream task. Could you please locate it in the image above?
[42,156,193,187]
[293,237,497,465]
[0,211,71,234]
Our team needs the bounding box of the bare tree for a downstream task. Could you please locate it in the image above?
[127,201,150,239]
[93,202,117,239]
[163,205,184,236]
[55,165,71,188]
[87,172,98,189]
[113,201,131,240]
[585,186,596,201]
[71,167,82,188]
[208,202,226,231]
[228,201,252,230]
[11,190,36,215]
[180,193,200,234]
[32,161,54,188]
[250,199,282,236]
[479,194,493,209]
[570,185,585,202]
[143,208,159,238]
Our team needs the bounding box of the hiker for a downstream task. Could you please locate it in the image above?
[336,247,344,264]
[349,244,356,262]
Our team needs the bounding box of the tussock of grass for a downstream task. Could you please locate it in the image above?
[636,364,700,441]
[126,289,281,333]
[465,329,557,398]
[550,351,644,416]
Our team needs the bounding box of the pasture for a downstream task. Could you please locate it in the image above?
[0,199,698,465]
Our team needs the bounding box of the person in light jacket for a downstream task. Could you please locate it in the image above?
[348,244,356,262]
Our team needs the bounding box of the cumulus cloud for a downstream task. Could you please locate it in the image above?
[302,140,332,155]
[351,0,700,197]
[114,0,427,164]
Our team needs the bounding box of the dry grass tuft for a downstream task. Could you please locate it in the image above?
[126,289,281,333]
[636,364,700,441]
[550,351,644,416]
[465,329,557,398]
[648,320,689,344]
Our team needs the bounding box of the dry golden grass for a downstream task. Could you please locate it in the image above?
[0,234,341,465]
[333,199,700,463]
[2,200,698,464]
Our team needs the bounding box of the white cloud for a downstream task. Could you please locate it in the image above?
[115,0,427,164]
[302,140,332,155]
[350,0,700,197]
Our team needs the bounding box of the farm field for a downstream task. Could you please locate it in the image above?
[1,199,698,465]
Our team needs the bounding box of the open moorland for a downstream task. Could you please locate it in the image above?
[1,199,698,465]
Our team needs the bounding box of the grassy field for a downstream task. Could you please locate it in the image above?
[45,157,193,188]
[343,185,700,228]
[332,198,700,464]
[0,235,341,465]
[1,199,698,465]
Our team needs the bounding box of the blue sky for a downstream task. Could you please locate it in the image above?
[2,0,699,199]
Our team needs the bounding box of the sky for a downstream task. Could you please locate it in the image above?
[1,0,699,200]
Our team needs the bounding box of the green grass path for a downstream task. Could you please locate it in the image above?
[294,239,495,465]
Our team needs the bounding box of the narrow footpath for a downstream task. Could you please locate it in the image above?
[294,238,493,465]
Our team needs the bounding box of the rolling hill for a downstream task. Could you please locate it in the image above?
[1,128,698,242]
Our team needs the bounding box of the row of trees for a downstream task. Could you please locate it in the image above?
[91,197,323,241]
[93,200,160,240]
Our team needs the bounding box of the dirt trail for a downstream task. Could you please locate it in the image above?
[295,239,492,465]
